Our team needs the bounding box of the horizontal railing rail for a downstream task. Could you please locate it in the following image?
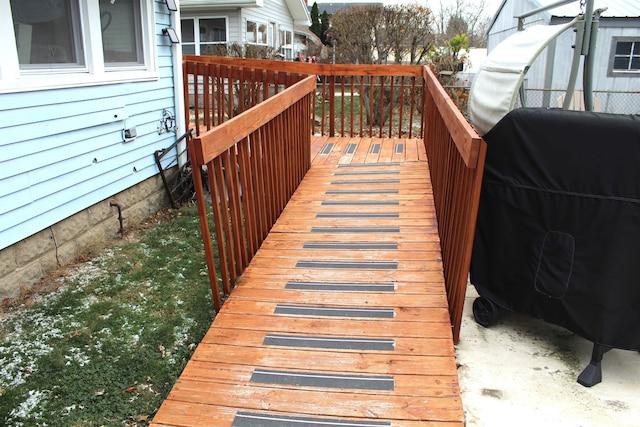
[190,74,316,309]
[422,65,487,343]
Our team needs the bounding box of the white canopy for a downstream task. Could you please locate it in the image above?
[468,21,576,135]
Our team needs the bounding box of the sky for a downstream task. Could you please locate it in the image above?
[313,0,504,19]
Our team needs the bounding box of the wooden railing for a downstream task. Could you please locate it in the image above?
[189,74,316,309]
[185,56,424,139]
[184,56,486,342]
[183,56,308,136]
[422,66,486,342]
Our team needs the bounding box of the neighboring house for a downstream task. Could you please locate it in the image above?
[313,2,383,16]
[0,0,186,297]
[180,0,311,59]
[487,0,640,113]
[451,48,488,88]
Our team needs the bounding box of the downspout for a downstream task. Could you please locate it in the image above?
[170,5,187,167]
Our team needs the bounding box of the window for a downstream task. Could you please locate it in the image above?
[100,0,143,66]
[246,19,267,45]
[269,22,276,48]
[609,37,640,77]
[279,29,292,59]
[12,0,84,69]
[181,17,227,55]
[2,0,157,92]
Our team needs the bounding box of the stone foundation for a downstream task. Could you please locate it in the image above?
[0,174,170,301]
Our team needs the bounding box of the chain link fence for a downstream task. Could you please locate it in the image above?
[514,89,640,115]
[446,86,640,117]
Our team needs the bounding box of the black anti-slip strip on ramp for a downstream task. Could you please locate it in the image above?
[232,412,391,427]
[325,189,399,195]
[337,163,399,168]
[315,213,399,219]
[334,170,400,176]
[285,281,395,292]
[330,179,401,185]
[303,242,398,250]
[262,334,396,351]
[295,260,398,269]
[275,304,395,318]
[370,144,381,154]
[311,227,400,233]
[345,143,357,154]
[321,200,399,205]
[250,369,395,391]
[320,143,334,154]
[395,144,404,154]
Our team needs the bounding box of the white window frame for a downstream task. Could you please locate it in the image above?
[269,22,277,48]
[279,28,293,59]
[246,19,268,46]
[0,0,158,94]
[181,16,228,56]
[608,37,640,77]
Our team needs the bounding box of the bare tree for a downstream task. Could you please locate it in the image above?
[328,4,384,65]
[435,0,491,47]
[383,4,435,64]
[327,4,435,65]
[326,4,436,128]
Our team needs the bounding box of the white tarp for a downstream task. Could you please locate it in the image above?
[468,21,576,135]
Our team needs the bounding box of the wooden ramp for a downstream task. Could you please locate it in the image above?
[151,137,464,427]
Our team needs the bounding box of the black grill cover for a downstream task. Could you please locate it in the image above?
[470,107,640,350]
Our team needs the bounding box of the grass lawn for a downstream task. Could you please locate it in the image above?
[0,206,214,426]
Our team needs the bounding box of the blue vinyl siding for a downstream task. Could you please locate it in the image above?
[0,0,179,250]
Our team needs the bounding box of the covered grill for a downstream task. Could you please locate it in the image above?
[470,107,640,386]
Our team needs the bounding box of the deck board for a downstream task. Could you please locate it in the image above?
[150,137,464,427]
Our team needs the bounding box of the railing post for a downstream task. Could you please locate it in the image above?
[329,75,336,136]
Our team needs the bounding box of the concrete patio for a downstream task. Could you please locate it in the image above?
[457,283,640,427]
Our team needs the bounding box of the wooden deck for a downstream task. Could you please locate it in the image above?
[151,137,464,427]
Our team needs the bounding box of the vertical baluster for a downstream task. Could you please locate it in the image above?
[359,75,365,137]
[389,76,395,138]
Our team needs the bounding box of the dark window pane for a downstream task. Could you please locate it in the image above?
[182,44,195,55]
[616,41,632,55]
[11,0,84,67]
[246,21,256,43]
[100,0,142,65]
[633,42,640,55]
[181,19,195,43]
[200,18,226,42]
[631,57,640,70]
[613,56,630,70]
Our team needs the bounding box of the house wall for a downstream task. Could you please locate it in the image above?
[240,0,295,44]
[0,174,168,301]
[0,0,181,298]
[181,8,242,45]
[487,0,640,113]
[181,0,297,53]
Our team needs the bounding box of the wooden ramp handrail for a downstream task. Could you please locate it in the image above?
[190,76,316,309]
[183,56,487,342]
[422,65,487,342]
